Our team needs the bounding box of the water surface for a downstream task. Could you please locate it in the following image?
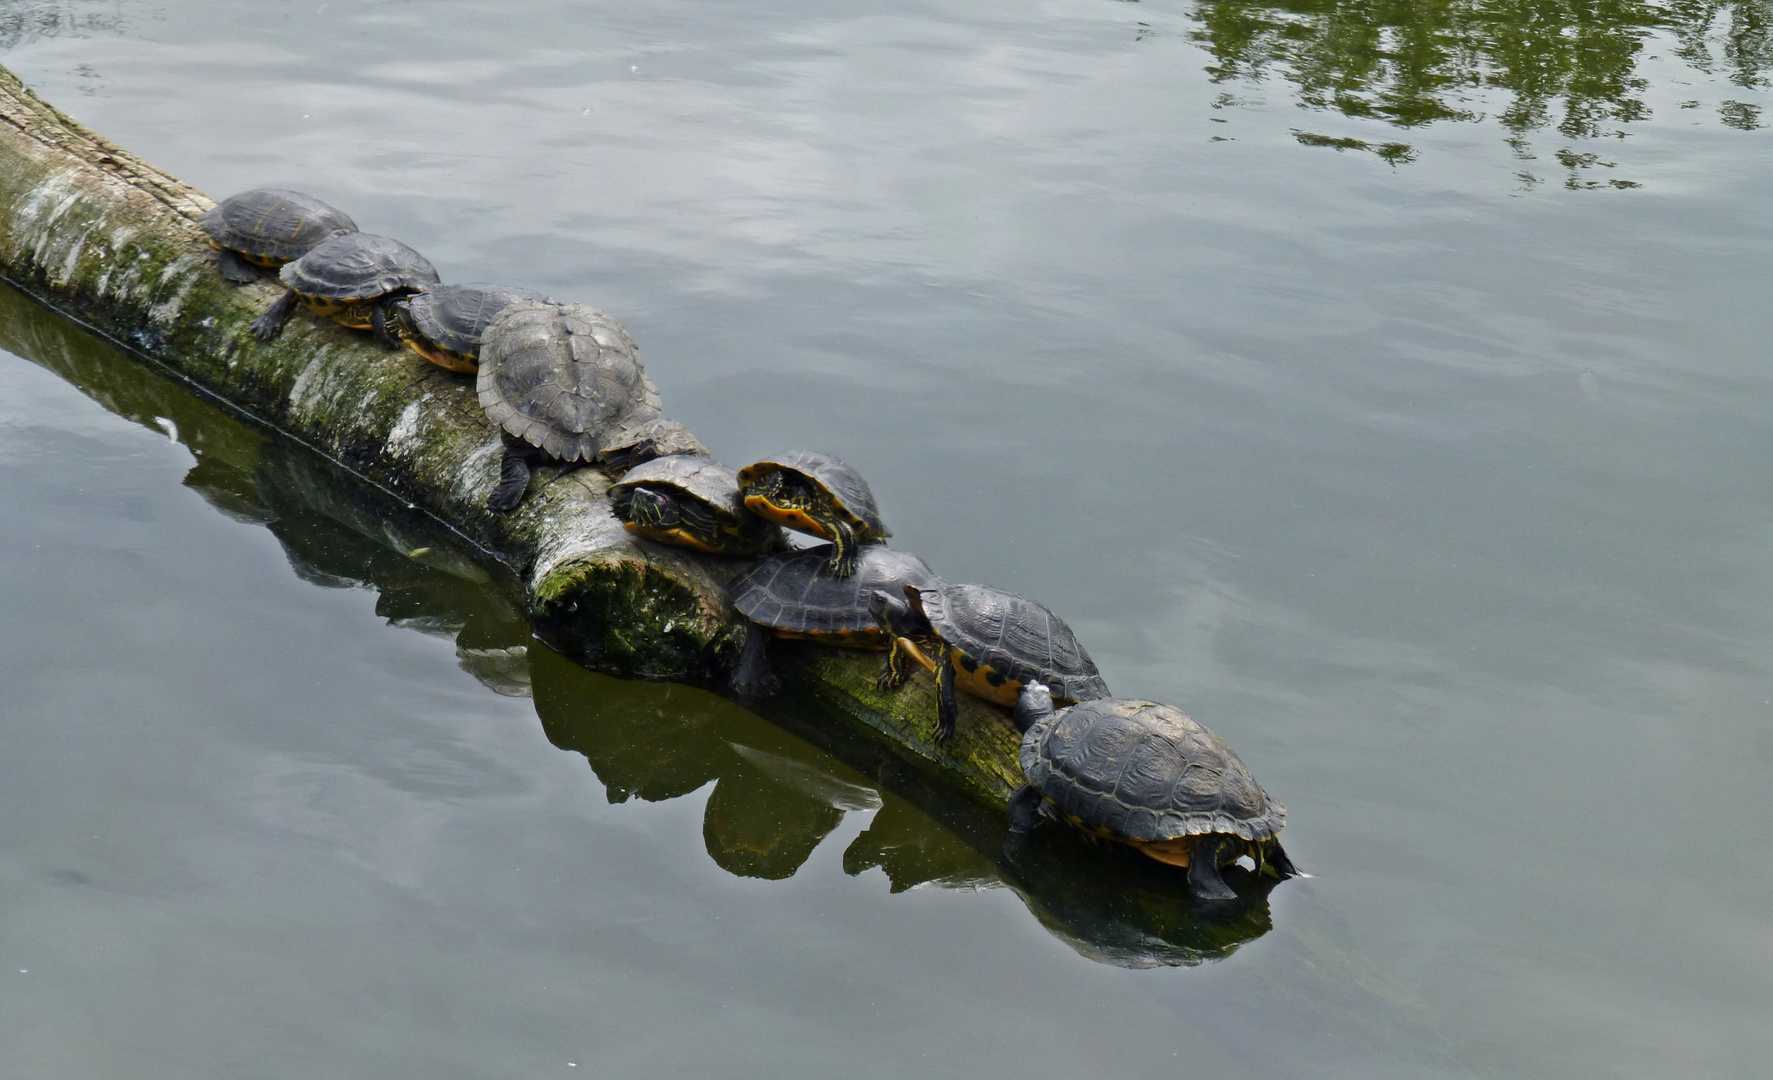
[3,1,1772,1076]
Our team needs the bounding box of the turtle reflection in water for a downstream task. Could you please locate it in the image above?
[530,652,879,880]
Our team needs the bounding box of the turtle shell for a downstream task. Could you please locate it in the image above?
[594,417,710,470]
[915,584,1108,704]
[733,544,941,640]
[610,455,748,523]
[1021,699,1285,844]
[199,188,357,263]
[280,233,440,300]
[738,451,889,538]
[477,301,662,462]
[403,283,550,355]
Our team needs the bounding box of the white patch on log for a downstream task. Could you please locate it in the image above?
[386,401,423,455]
[288,354,324,412]
[148,255,199,324]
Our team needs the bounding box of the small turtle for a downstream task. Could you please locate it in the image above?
[870,582,1108,741]
[731,544,942,696]
[385,283,551,373]
[477,300,662,512]
[738,452,888,577]
[249,232,441,344]
[199,188,357,284]
[1009,685,1298,900]
[610,455,783,556]
[594,417,710,472]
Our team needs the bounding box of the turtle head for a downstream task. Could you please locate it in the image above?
[867,588,925,639]
[625,486,683,530]
[1012,682,1055,734]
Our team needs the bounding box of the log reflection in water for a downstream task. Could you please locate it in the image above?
[0,279,1284,968]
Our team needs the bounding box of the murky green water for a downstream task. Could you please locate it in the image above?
[3,1,1772,1075]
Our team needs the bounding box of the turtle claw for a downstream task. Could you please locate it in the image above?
[249,291,298,342]
[487,448,531,513]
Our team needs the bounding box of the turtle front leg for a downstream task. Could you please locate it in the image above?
[732,622,782,697]
[1007,784,1043,833]
[371,303,401,350]
[1185,835,1242,901]
[487,446,533,513]
[215,248,261,284]
[934,650,960,742]
[877,637,916,691]
[825,517,858,577]
[249,290,299,341]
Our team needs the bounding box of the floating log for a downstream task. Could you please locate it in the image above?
[0,61,1025,808]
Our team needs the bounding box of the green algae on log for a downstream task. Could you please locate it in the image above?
[0,61,1025,807]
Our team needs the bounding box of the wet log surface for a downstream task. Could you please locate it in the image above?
[0,60,1026,809]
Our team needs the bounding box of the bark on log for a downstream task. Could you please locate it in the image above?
[0,61,1024,808]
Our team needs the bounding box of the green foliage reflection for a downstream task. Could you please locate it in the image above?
[1189,0,1773,176]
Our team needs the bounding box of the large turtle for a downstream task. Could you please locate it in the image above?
[477,300,662,513]
[610,455,783,556]
[738,452,888,578]
[731,544,942,696]
[1008,685,1298,901]
[869,582,1108,741]
[385,283,550,373]
[249,232,440,344]
[200,188,357,284]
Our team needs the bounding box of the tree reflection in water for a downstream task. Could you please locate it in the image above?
[1,280,1284,969]
[1188,0,1773,184]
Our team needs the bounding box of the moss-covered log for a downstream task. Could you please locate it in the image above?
[0,61,1024,807]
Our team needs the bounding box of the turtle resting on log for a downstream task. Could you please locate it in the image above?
[0,61,1281,849]
[475,300,664,513]
[739,452,888,578]
[199,187,357,284]
[1009,684,1298,900]
[386,282,551,374]
[248,231,442,344]
[870,582,1109,741]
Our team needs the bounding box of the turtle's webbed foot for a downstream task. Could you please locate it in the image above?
[487,449,531,513]
[1186,837,1241,901]
[827,548,857,578]
[249,291,298,342]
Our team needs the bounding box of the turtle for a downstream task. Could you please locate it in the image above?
[610,455,784,556]
[384,283,551,373]
[731,544,942,697]
[1008,684,1298,901]
[477,300,662,513]
[593,417,710,472]
[199,188,357,284]
[737,452,888,577]
[249,232,441,344]
[869,582,1108,741]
